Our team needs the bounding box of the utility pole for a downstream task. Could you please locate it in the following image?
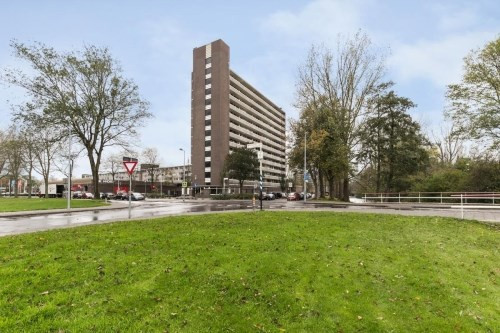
[179,148,185,196]
[67,133,71,210]
[304,131,307,203]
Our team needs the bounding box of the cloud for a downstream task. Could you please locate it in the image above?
[388,31,497,87]
[260,0,367,45]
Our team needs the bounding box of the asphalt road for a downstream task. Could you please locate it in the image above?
[0,199,498,237]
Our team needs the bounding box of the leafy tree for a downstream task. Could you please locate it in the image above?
[359,89,429,192]
[296,32,385,201]
[3,41,152,198]
[223,147,259,194]
[446,36,500,151]
[279,175,287,192]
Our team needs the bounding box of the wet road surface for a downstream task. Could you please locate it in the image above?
[0,200,498,237]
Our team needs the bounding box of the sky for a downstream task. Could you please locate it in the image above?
[0,0,498,177]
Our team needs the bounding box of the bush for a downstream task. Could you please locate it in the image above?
[210,193,256,200]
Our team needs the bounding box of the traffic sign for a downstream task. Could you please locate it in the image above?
[182,182,188,188]
[123,161,138,175]
[257,151,264,160]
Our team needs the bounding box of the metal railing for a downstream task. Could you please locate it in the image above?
[362,192,499,219]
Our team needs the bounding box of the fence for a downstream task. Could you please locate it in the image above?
[362,192,500,219]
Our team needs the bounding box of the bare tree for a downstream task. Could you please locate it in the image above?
[3,41,152,198]
[0,129,8,177]
[3,127,25,197]
[32,128,60,198]
[141,147,161,183]
[20,127,38,198]
[433,123,464,165]
[296,32,385,200]
[103,152,123,184]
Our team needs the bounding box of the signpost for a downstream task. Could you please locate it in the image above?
[123,157,138,219]
[259,174,263,211]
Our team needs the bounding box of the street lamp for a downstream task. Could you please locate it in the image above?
[179,148,186,195]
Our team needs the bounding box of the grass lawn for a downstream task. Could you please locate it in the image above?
[0,198,108,212]
[0,212,498,332]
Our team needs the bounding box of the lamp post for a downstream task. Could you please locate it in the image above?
[160,172,163,198]
[179,148,186,195]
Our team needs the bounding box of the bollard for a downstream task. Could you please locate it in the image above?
[461,194,464,219]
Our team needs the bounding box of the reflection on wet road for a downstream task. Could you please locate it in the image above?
[0,200,498,236]
[0,200,297,236]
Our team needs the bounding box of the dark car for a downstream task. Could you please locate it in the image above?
[100,192,115,200]
[287,192,300,201]
[115,191,127,200]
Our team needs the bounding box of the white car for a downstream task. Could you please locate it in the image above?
[131,192,145,201]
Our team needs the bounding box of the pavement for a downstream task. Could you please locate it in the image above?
[0,199,498,237]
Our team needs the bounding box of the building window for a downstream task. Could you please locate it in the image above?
[205,130,211,136]
[205,68,211,75]
[205,57,211,64]
[205,172,211,178]
[205,88,211,95]
[205,140,211,147]
[204,119,211,126]
[205,99,211,105]
[205,109,211,116]
[205,151,211,157]
[205,78,211,85]
[205,161,211,168]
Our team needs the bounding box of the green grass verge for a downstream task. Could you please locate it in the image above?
[0,198,108,212]
[0,212,498,331]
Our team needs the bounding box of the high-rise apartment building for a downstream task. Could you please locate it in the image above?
[191,39,286,193]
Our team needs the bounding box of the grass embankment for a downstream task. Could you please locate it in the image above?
[0,212,498,331]
[0,198,108,212]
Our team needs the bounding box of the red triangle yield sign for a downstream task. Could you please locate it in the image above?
[123,161,138,175]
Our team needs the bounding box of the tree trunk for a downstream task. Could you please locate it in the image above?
[327,176,334,199]
[14,179,19,198]
[44,176,49,198]
[343,176,350,202]
[27,165,33,199]
[318,168,325,198]
[88,152,100,199]
[239,180,244,194]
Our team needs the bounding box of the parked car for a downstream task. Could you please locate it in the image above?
[287,192,300,201]
[274,192,282,199]
[100,192,115,200]
[73,191,83,199]
[265,193,275,200]
[130,192,145,201]
[115,191,127,200]
[82,192,94,199]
